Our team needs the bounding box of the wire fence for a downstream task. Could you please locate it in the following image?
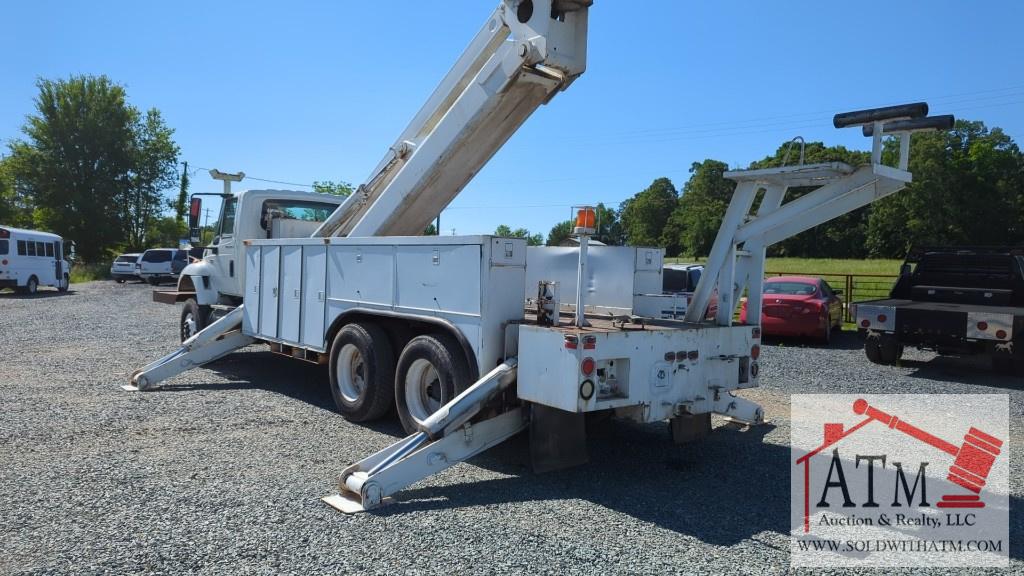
[764,271,897,323]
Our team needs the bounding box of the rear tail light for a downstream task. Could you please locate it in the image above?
[1,259,7,266]
[977,321,988,332]
[877,314,887,323]
[750,345,760,360]
[564,335,578,350]
[583,335,597,350]
[580,357,595,376]
[861,319,871,328]
[752,326,761,339]
[687,350,699,361]
[996,329,1007,340]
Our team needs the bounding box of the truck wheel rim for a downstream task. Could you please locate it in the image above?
[405,358,442,423]
[182,313,197,339]
[336,344,366,403]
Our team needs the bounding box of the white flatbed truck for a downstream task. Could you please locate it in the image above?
[129,0,953,512]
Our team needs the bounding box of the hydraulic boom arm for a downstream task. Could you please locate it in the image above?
[313,0,590,238]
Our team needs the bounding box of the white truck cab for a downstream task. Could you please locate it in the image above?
[0,226,72,294]
[155,187,345,340]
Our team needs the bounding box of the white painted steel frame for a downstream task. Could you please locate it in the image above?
[313,0,588,238]
[686,157,916,325]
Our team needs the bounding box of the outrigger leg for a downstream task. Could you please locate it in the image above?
[323,360,523,513]
[124,306,254,391]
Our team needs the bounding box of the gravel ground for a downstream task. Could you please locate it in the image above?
[1,280,1021,575]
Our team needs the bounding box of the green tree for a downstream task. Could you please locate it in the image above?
[123,108,180,250]
[8,75,136,261]
[0,156,33,227]
[146,216,187,247]
[7,75,180,259]
[594,202,624,245]
[313,180,354,197]
[662,160,733,257]
[866,120,1024,257]
[619,177,677,248]
[175,161,189,223]
[423,223,438,235]
[546,219,574,246]
[495,224,543,246]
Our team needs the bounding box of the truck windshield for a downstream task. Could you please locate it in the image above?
[261,200,337,230]
[0,240,7,255]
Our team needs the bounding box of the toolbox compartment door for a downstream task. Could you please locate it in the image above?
[243,246,261,334]
[279,245,303,343]
[301,245,328,349]
[259,245,281,339]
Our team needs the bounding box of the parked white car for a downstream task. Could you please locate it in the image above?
[137,249,185,285]
[0,226,72,294]
[110,253,142,283]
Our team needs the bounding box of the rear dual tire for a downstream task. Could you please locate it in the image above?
[394,334,471,435]
[327,324,472,433]
[329,323,395,422]
[865,333,903,365]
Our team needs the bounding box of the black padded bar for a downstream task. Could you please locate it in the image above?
[862,114,955,136]
[833,102,928,128]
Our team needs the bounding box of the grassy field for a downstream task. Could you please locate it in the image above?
[666,256,902,276]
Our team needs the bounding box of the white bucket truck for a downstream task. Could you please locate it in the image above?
[130,0,952,512]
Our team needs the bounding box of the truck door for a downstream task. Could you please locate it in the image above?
[210,197,238,297]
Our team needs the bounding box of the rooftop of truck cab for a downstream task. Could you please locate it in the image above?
[234,188,346,204]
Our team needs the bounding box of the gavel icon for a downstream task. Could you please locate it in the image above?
[853,399,1003,508]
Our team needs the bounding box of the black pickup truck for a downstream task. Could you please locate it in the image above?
[854,246,1024,374]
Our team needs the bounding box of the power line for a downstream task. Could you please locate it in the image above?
[182,83,1024,199]
[190,165,315,188]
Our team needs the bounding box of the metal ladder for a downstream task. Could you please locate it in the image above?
[323,360,523,513]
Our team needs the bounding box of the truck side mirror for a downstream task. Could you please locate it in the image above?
[189,197,202,243]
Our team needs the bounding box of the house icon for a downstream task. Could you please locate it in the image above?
[795,399,1002,533]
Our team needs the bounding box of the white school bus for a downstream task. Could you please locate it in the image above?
[0,226,72,294]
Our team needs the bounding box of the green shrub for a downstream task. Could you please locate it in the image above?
[69,262,111,283]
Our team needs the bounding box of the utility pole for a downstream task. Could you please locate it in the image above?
[202,208,213,243]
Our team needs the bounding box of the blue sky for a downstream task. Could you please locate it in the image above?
[2,1,1022,237]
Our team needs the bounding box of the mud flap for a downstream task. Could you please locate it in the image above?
[529,404,588,474]
[670,412,712,444]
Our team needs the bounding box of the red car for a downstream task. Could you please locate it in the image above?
[739,276,843,343]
